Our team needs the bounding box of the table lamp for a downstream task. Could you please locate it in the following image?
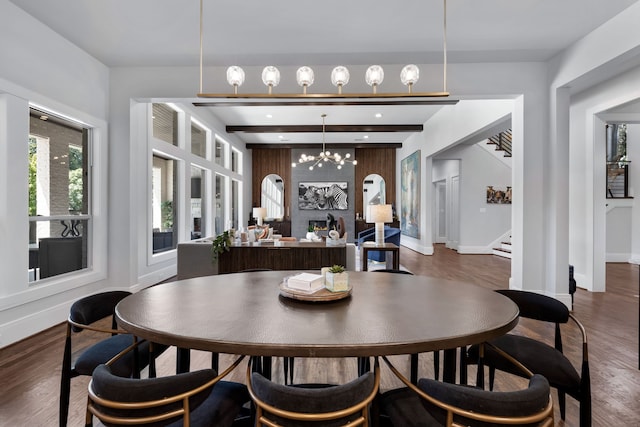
[253,207,267,226]
[368,204,393,246]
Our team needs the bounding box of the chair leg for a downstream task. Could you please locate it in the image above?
[488,366,495,390]
[410,353,418,384]
[433,351,440,381]
[358,357,371,376]
[459,347,468,385]
[580,393,592,427]
[211,352,219,372]
[59,335,72,427]
[282,357,295,384]
[558,391,567,420]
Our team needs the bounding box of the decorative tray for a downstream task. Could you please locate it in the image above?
[279,282,352,302]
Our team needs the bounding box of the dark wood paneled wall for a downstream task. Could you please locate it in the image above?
[251,147,395,222]
[354,147,396,218]
[251,148,292,216]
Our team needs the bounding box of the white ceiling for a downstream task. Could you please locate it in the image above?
[10,0,639,145]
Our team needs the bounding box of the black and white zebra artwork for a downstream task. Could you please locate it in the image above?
[298,182,348,210]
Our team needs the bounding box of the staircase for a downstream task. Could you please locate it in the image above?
[487,129,512,157]
[492,237,512,259]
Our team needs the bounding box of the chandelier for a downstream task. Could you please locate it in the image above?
[293,114,357,170]
[196,0,449,100]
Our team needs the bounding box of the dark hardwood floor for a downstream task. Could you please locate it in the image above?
[1,244,638,426]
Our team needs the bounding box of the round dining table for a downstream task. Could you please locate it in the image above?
[116,271,519,362]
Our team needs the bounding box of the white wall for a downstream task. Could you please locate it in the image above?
[0,0,112,347]
[435,144,512,253]
[550,1,640,293]
[568,66,640,290]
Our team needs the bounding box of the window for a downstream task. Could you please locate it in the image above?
[215,136,227,167]
[152,104,178,146]
[191,120,207,158]
[231,147,241,173]
[191,166,205,239]
[215,173,225,235]
[28,108,90,281]
[231,179,240,229]
[152,155,177,253]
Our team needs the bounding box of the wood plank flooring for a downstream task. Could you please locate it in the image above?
[0,244,638,426]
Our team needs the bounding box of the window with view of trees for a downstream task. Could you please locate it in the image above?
[28,108,90,281]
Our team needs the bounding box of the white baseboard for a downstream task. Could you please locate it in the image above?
[400,239,434,255]
[457,245,493,254]
[136,265,176,291]
[606,252,633,263]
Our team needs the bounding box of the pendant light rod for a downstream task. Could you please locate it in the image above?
[443,0,447,93]
[199,0,203,94]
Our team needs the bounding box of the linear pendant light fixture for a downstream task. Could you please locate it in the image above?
[197,0,449,100]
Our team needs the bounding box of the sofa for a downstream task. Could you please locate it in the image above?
[357,226,401,262]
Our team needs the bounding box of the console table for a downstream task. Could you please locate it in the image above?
[218,242,346,274]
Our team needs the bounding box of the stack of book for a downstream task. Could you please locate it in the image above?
[286,272,324,293]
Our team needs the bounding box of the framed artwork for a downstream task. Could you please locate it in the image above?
[486,186,512,204]
[298,182,348,210]
[400,150,421,238]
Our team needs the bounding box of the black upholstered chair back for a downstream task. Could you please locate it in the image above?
[90,365,215,426]
[248,357,379,427]
[69,291,131,332]
[418,374,551,426]
[88,354,249,427]
[496,289,569,323]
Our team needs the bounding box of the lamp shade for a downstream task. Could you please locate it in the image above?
[253,207,267,226]
[369,204,393,224]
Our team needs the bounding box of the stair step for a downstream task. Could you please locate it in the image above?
[501,242,512,250]
[492,247,512,259]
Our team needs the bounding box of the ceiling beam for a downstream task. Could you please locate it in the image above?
[227,124,423,133]
[246,142,403,149]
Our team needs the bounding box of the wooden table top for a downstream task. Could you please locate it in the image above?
[116,271,519,358]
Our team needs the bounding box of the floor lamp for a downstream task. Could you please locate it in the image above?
[368,204,393,246]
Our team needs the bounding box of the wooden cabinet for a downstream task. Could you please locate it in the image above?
[218,242,346,274]
[264,220,291,237]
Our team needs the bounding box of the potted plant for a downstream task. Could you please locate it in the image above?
[211,229,233,262]
[306,224,317,241]
[325,264,349,292]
